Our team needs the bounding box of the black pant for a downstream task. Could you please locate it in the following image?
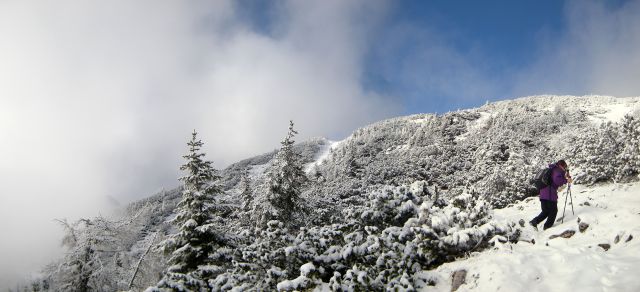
[531,199,558,229]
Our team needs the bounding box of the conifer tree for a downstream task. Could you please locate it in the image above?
[151,130,223,291]
[49,217,119,292]
[240,168,253,212]
[265,121,307,224]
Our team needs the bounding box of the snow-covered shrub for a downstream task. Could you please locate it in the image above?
[202,182,520,291]
[616,114,640,181]
[573,122,620,184]
[573,114,640,184]
[209,220,299,291]
[349,185,423,229]
[265,183,518,291]
[414,192,518,257]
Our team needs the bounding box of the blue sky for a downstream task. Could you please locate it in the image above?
[1,1,639,285]
[365,0,635,114]
[366,0,567,113]
[238,0,637,114]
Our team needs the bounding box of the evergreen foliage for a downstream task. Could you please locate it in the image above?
[210,182,518,291]
[150,130,225,291]
[239,168,253,212]
[264,120,308,225]
[48,218,118,292]
[31,96,640,291]
[616,115,640,181]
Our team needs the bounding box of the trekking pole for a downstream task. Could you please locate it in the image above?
[561,183,574,223]
[569,184,574,215]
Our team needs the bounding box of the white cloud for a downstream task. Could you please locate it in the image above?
[513,0,640,97]
[5,0,637,287]
[0,0,398,287]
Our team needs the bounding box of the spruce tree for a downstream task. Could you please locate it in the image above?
[265,120,307,224]
[152,130,223,291]
[240,167,253,212]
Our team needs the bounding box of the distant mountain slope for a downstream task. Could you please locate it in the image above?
[28,95,640,291]
[219,95,639,211]
[286,95,638,211]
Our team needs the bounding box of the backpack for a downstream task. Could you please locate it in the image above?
[532,166,554,190]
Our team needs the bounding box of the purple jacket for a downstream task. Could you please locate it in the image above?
[539,164,568,201]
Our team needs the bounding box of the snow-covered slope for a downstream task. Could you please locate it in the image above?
[304,139,344,173]
[482,95,640,123]
[427,182,640,292]
[26,95,640,291]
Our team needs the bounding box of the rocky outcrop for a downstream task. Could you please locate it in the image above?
[579,222,589,233]
[598,243,611,251]
[451,269,467,292]
[549,230,576,239]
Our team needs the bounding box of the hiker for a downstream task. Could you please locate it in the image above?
[529,160,573,230]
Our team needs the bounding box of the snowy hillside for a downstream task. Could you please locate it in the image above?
[23,95,640,291]
[428,182,640,292]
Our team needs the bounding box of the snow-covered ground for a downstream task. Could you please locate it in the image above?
[588,102,640,125]
[425,182,640,292]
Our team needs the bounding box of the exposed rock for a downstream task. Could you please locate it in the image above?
[576,217,581,223]
[451,269,467,292]
[614,235,620,244]
[518,219,525,227]
[579,222,589,233]
[583,201,591,206]
[598,243,611,251]
[627,235,634,242]
[549,230,576,239]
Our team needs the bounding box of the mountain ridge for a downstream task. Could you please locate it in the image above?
[23,94,640,291]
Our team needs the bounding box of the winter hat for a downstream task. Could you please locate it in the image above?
[557,160,568,169]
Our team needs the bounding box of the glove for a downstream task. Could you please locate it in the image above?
[558,185,566,193]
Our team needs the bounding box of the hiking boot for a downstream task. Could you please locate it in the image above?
[529,221,538,231]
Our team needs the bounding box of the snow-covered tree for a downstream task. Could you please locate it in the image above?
[239,167,253,212]
[616,114,640,181]
[264,121,308,225]
[30,95,640,291]
[574,122,620,183]
[151,130,224,291]
[47,218,121,292]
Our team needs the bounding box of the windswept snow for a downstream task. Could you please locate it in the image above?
[424,182,640,291]
[455,111,492,141]
[469,111,491,131]
[588,103,640,124]
[305,139,344,173]
[249,162,271,178]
